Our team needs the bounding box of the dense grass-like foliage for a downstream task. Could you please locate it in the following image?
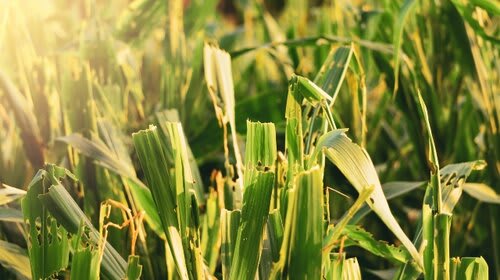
[0,0,498,279]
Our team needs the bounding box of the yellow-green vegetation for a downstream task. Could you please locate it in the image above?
[0,0,498,279]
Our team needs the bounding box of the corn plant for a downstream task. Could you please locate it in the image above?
[0,0,498,279]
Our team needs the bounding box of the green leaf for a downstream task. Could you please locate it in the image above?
[201,189,221,273]
[304,45,354,155]
[451,257,489,280]
[308,129,348,168]
[396,161,487,278]
[281,167,323,279]
[341,225,412,264]
[21,168,71,279]
[440,160,487,213]
[322,130,423,269]
[288,75,337,132]
[156,109,205,206]
[132,125,189,280]
[343,257,362,280]
[70,224,100,280]
[220,209,240,279]
[230,121,276,279]
[313,45,354,105]
[323,185,375,256]
[259,210,283,278]
[19,164,127,279]
[267,210,284,263]
[325,254,362,280]
[393,0,417,94]
[290,75,333,105]
[123,178,164,238]
[422,203,434,279]
[284,76,305,171]
[349,161,488,224]
[126,255,143,280]
[324,253,345,280]
[58,131,164,239]
[244,121,277,168]
[230,171,274,279]
[417,88,442,212]
[161,121,205,278]
[434,213,452,280]
[35,168,127,279]
[133,122,205,279]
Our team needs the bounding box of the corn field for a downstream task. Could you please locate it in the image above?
[0,0,499,279]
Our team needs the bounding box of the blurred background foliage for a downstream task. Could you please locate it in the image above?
[0,0,498,278]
